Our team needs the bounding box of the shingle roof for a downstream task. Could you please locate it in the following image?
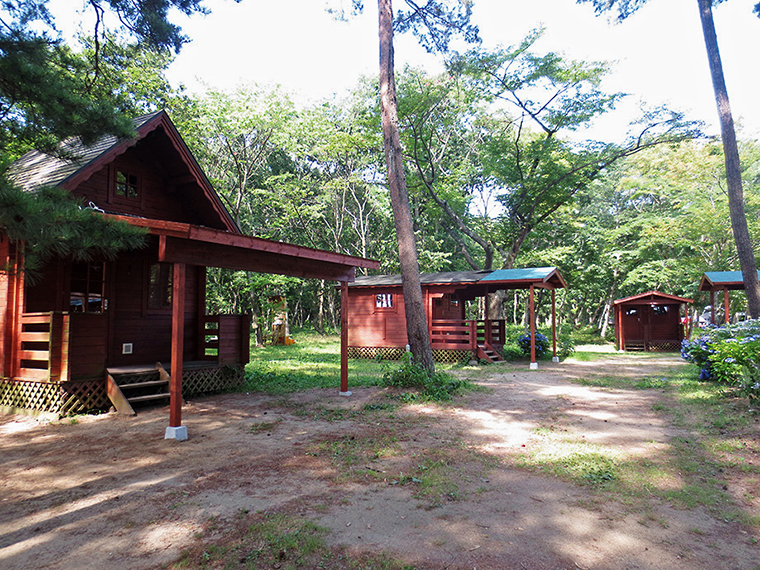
[6,111,161,192]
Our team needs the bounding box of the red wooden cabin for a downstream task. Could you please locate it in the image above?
[613,291,692,352]
[1,111,377,433]
[347,267,566,367]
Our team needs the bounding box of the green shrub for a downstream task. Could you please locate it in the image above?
[681,319,760,401]
[382,353,467,402]
[500,343,525,361]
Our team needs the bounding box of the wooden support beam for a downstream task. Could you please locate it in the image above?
[169,262,186,428]
[551,289,557,361]
[724,288,730,324]
[340,281,350,395]
[710,291,716,324]
[529,285,537,368]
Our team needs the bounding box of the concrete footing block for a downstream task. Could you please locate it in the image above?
[552,356,560,363]
[339,391,352,397]
[529,362,539,370]
[164,425,188,441]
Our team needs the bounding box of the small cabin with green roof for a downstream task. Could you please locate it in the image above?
[698,271,760,325]
[346,267,566,367]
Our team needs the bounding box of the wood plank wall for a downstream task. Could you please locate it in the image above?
[347,288,409,347]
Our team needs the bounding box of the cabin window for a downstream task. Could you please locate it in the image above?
[115,170,139,199]
[375,293,394,309]
[70,261,106,313]
[148,263,173,309]
[625,308,638,316]
[652,305,668,316]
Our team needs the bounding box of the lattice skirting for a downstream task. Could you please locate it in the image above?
[1,365,245,418]
[0,378,108,417]
[624,340,680,352]
[646,341,681,352]
[183,365,245,397]
[348,346,472,364]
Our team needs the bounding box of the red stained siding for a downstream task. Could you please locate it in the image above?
[348,288,409,347]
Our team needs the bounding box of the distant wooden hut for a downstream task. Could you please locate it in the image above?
[347,267,567,368]
[613,291,692,352]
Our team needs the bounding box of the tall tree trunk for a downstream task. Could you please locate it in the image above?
[378,0,435,371]
[316,280,325,334]
[697,0,760,317]
[599,269,618,339]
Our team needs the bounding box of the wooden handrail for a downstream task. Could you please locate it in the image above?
[199,314,250,365]
[430,319,506,350]
[16,312,69,381]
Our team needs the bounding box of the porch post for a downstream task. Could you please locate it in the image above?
[723,288,730,324]
[616,304,624,351]
[710,291,716,324]
[529,284,537,370]
[166,262,188,441]
[551,289,559,362]
[3,242,24,379]
[340,280,351,396]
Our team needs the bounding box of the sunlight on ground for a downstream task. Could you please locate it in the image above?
[539,385,618,402]
[0,417,46,435]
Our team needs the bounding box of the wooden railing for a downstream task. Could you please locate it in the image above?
[16,312,70,381]
[199,314,251,365]
[430,319,505,350]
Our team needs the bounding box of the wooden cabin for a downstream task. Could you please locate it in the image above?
[1,111,377,428]
[613,291,692,352]
[347,267,566,367]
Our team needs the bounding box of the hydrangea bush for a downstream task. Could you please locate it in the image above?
[681,319,760,402]
[517,332,550,358]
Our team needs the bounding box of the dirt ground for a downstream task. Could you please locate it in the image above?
[1,353,759,570]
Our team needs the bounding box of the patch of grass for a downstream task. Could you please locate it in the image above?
[392,459,462,507]
[517,432,621,487]
[248,420,281,434]
[574,375,628,389]
[171,511,413,570]
[309,431,401,482]
[245,332,463,396]
[567,351,612,362]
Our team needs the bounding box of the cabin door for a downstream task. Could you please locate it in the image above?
[68,261,110,378]
[623,306,645,345]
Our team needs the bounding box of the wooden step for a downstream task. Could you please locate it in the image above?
[127,393,170,403]
[119,379,169,390]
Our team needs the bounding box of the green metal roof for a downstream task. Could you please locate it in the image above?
[480,267,558,282]
[699,270,760,291]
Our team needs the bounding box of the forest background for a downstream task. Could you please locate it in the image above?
[3,1,760,344]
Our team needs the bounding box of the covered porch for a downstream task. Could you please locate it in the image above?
[1,218,379,438]
[698,270,760,325]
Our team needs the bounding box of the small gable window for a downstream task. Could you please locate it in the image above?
[115,170,139,199]
[148,263,173,309]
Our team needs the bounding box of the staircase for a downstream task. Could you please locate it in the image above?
[477,343,505,364]
[106,363,171,415]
